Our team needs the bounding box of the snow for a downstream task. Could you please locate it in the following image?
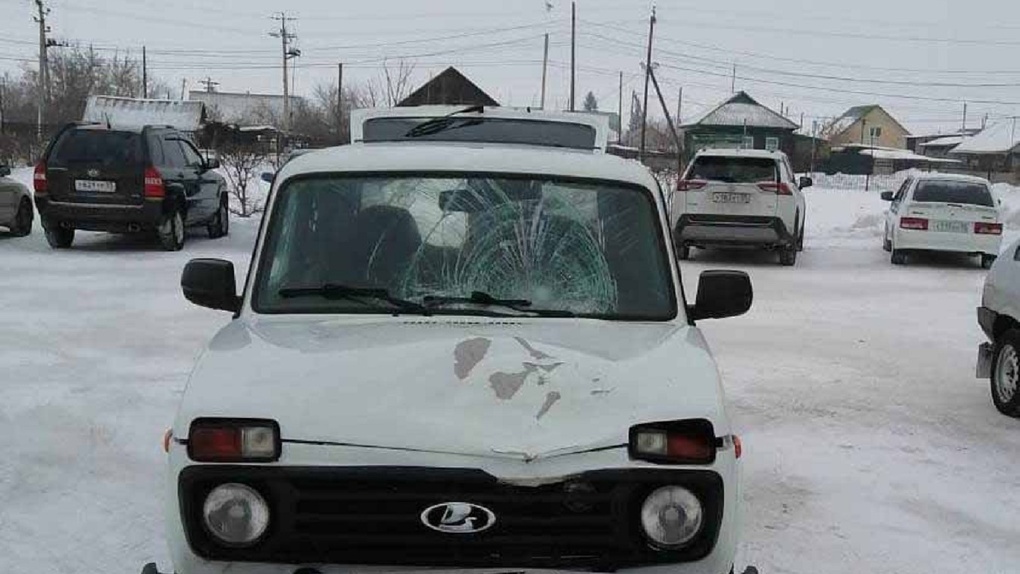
[2,165,1020,574]
[859,147,960,163]
[685,92,797,130]
[951,121,1020,155]
[82,96,205,132]
[917,135,966,149]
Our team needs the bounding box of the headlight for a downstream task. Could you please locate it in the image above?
[202,483,270,546]
[640,485,703,549]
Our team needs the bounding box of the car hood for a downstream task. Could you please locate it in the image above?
[175,317,729,460]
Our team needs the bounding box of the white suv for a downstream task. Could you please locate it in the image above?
[147,128,756,574]
[977,238,1020,417]
[881,173,1002,267]
[673,149,808,266]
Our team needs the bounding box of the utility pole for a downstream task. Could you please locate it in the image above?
[962,102,968,131]
[540,34,549,109]
[270,12,299,133]
[199,76,219,93]
[337,62,343,142]
[731,63,736,93]
[180,78,186,100]
[142,45,148,98]
[569,2,576,111]
[810,120,818,173]
[639,6,656,162]
[33,0,50,140]
[676,87,683,127]
[617,72,623,144]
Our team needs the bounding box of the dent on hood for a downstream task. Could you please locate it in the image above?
[453,336,610,421]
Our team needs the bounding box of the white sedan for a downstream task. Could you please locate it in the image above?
[881,173,1002,268]
[977,237,1020,417]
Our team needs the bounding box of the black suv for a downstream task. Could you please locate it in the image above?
[33,124,228,250]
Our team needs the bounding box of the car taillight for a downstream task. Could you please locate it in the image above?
[677,179,708,191]
[975,222,1003,235]
[629,419,717,464]
[756,181,793,195]
[188,419,280,462]
[33,162,47,194]
[900,217,929,230]
[144,166,165,199]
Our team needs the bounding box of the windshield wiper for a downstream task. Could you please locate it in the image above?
[423,291,577,317]
[278,284,429,315]
[404,105,484,138]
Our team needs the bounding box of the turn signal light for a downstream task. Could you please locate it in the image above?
[630,419,717,464]
[188,419,280,462]
[33,163,47,194]
[900,217,929,231]
[677,179,708,191]
[144,166,166,199]
[756,181,793,195]
[975,222,1003,235]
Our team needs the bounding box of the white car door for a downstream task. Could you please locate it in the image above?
[0,173,17,223]
[885,177,913,242]
[986,239,1020,320]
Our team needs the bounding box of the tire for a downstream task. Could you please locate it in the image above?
[990,329,1020,417]
[157,208,185,251]
[882,226,892,252]
[44,223,74,248]
[981,254,996,269]
[207,193,229,239]
[677,243,691,261]
[797,217,805,252]
[779,246,797,266]
[10,197,33,237]
[891,249,907,265]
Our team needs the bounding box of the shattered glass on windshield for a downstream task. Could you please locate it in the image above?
[255,174,674,319]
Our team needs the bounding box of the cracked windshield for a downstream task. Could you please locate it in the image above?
[2,1,1019,574]
[256,175,673,318]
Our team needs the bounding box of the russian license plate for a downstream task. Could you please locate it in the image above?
[933,220,968,233]
[75,179,116,193]
[712,192,750,204]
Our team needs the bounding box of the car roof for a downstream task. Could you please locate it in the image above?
[277,142,661,190]
[693,148,787,160]
[70,123,176,134]
[910,172,992,185]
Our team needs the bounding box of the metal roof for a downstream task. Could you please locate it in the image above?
[82,96,205,131]
[682,91,797,130]
[950,121,1020,155]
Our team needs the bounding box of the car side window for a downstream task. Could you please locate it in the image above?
[1014,244,1020,262]
[891,178,912,212]
[782,160,795,183]
[146,132,165,167]
[161,137,186,168]
[180,141,204,168]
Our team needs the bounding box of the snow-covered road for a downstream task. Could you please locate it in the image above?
[1,172,1019,574]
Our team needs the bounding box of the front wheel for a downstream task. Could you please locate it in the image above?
[44,223,74,248]
[779,246,797,266]
[991,329,1020,417]
[157,209,185,251]
[981,254,996,269]
[10,198,33,237]
[207,193,229,239]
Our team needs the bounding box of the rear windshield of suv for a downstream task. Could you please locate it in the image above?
[687,156,778,183]
[363,117,598,150]
[49,129,144,168]
[913,181,994,207]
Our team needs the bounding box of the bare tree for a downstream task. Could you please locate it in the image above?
[358,60,416,107]
[219,143,268,217]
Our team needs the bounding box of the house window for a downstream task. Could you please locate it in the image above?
[742,135,755,149]
[869,126,882,139]
[765,136,779,151]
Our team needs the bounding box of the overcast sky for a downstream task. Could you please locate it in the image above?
[2,0,1019,134]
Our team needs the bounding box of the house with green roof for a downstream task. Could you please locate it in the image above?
[681,91,798,160]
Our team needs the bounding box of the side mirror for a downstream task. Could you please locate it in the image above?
[689,270,753,321]
[880,191,894,201]
[798,176,813,189]
[181,258,240,313]
[203,158,221,170]
[0,164,10,177]
[260,172,275,184]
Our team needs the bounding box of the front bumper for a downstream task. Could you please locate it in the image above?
[675,215,794,249]
[35,196,164,233]
[164,443,740,574]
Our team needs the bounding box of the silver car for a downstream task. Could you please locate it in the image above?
[0,164,33,236]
